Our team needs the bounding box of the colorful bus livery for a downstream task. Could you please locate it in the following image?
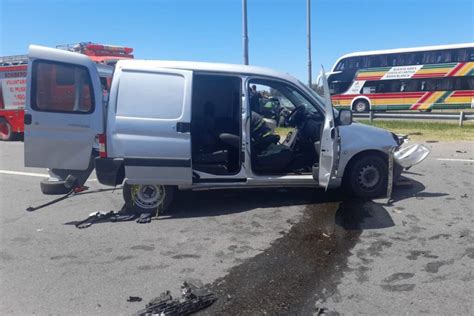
[327,43,474,112]
[355,62,474,81]
[331,62,474,111]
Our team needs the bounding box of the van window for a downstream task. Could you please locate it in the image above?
[32,61,93,113]
[116,71,185,119]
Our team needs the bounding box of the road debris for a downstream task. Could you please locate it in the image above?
[455,150,467,153]
[135,281,217,316]
[73,209,154,229]
[395,178,413,187]
[461,193,468,198]
[127,296,143,302]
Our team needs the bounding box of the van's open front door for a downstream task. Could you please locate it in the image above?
[25,45,104,170]
[316,68,338,189]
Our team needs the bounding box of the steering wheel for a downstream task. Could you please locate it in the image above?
[286,105,306,127]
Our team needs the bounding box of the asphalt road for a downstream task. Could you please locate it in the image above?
[0,140,473,315]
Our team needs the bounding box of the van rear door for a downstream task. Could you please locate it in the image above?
[24,45,104,170]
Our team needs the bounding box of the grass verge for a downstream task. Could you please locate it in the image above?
[357,120,474,141]
[276,121,474,142]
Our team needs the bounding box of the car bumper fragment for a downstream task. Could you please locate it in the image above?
[394,144,430,168]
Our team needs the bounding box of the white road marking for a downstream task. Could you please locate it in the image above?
[0,170,48,178]
[0,170,97,181]
[437,158,474,162]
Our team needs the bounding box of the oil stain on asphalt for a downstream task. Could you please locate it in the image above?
[200,197,394,315]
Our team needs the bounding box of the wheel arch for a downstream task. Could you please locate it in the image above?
[341,149,387,183]
[351,96,372,111]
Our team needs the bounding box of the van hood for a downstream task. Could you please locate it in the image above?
[338,122,398,153]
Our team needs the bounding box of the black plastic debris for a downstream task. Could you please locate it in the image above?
[127,296,143,302]
[135,282,217,316]
[136,213,152,224]
[72,208,154,229]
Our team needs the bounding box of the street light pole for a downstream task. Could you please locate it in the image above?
[242,0,249,65]
[307,0,312,86]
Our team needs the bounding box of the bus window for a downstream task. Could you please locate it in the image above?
[423,51,435,64]
[400,81,407,92]
[335,59,347,71]
[456,49,468,62]
[362,81,376,94]
[405,80,420,92]
[380,55,388,67]
[348,57,361,69]
[469,48,474,61]
[466,77,474,89]
[368,56,381,67]
[390,81,401,92]
[329,81,350,94]
[441,50,452,63]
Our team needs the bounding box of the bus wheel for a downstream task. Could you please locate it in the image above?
[123,183,175,215]
[353,100,369,113]
[0,120,15,141]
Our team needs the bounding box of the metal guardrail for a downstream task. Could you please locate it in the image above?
[353,111,474,127]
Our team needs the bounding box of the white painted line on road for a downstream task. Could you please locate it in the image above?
[0,170,48,178]
[437,158,474,162]
[0,170,97,181]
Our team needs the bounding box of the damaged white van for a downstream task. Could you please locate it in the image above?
[24,45,429,212]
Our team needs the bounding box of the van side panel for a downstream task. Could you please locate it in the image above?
[106,66,193,185]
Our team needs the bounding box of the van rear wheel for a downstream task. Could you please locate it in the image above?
[123,183,174,215]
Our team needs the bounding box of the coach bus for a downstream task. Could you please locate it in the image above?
[327,43,474,112]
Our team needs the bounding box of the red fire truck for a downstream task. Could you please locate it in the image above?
[0,42,133,141]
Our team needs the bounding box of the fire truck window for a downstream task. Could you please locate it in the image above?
[32,61,93,113]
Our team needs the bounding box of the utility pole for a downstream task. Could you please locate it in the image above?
[307,0,312,86]
[242,0,249,65]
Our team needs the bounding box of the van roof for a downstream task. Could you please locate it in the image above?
[116,59,301,85]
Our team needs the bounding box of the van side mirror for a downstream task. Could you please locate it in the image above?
[338,109,352,126]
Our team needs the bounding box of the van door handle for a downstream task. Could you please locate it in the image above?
[176,122,191,133]
[24,114,32,125]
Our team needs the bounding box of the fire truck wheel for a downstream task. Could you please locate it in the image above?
[40,179,71,195]
[0,120,15,141]
[123,183,175,215]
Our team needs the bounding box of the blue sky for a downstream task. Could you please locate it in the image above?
[1,0,473,81]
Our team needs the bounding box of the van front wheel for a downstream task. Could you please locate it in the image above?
[345,155,387,198]
[123,183,174,215]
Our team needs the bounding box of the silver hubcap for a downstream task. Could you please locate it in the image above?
[131,184,165,209]
[355,102,367,112]
[358,165,380,190]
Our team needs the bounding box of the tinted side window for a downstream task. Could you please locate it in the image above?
[116,70,185,119]
[32,61,93,113]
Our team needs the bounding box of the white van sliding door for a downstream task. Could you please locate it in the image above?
[110,66,193,185]
[25,45,104,170]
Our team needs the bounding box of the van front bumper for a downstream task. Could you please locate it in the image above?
[394,144,430,168]
[94,157,125,186]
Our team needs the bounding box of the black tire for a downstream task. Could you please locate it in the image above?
[40,179,70,195]
[0,120,15,141]
[344,155,388,198]
[123,183,175,215]
[352,99,369,113]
